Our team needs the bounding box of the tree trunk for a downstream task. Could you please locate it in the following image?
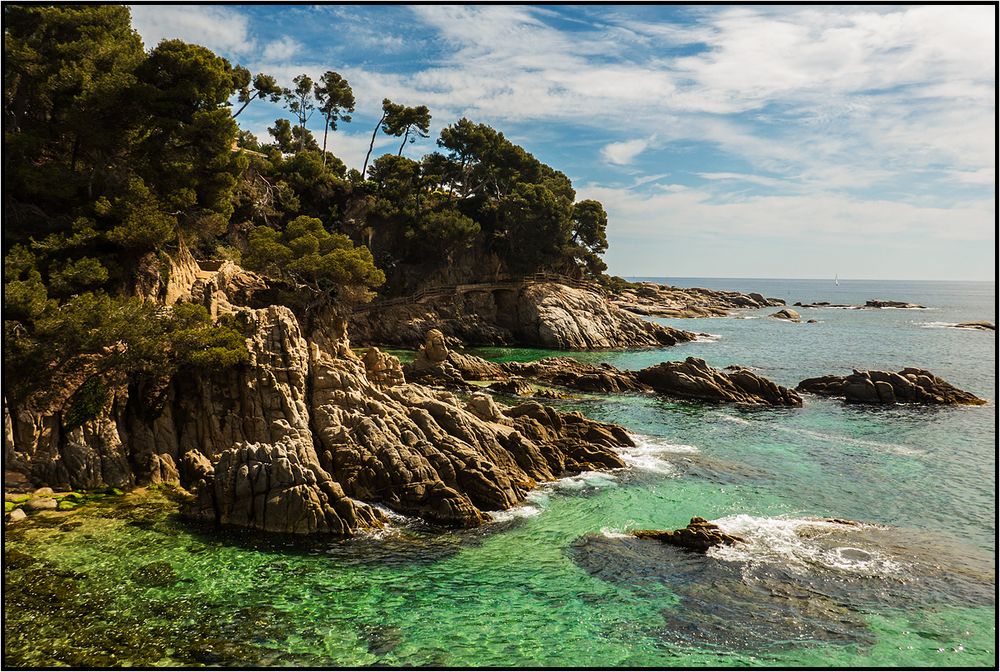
[232,91,259,119]
[397,127,410,156]
[362,112,387,178]
[322,116,329,166]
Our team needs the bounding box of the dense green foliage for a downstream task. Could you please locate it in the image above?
[3,5,612,414]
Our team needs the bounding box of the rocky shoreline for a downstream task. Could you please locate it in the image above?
[3,260,989,535]
[402,329,803,407]
[609,281,785,318]
[4,261,643,534]
[350,279,695,349]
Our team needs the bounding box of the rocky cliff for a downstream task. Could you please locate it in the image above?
[4,265,635,534]
[349,281,695,349]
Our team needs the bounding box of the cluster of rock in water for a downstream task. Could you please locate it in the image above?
[609,282,785,318]
[2,252,989,535]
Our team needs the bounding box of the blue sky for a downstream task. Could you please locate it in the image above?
[130,4,995,280]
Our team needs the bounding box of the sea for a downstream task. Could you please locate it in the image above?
[4,278,996,667]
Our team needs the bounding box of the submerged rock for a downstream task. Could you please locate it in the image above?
[797,368,986,405]
[633,517,746,552]
[636,357,803,406]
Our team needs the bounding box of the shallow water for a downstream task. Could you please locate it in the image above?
[4,279,995,667]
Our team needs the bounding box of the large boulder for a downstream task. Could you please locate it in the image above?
[797,368,986,405]
[770,308,801,321]
[636,358,802,406]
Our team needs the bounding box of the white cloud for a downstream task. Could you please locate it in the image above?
[602,136,655,165]
[697,172,791,189]
[324,4,994,201]
[261,37,301,63]
[579,182,995,244]
[130,5,254,55]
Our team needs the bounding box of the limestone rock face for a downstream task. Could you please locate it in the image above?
[636,358,803,406]
[350,281,694,350]
[633,517,745,552]
[797,369,986,405]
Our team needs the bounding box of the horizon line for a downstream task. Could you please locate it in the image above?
[622,275,997,283]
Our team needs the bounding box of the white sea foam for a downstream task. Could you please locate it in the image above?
[617,434,700,475]
[627,434,699,454]
[354,503,421,539]
[489,505,542,522]
[707,514,902,577]
[548,470,620,491]
[599,525,632,539]
[694,333,722,342]
[718,414,753,426]
[620,453,677,475]
[369,503,416,524]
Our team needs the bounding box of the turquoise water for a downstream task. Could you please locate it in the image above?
[4,279,995,667]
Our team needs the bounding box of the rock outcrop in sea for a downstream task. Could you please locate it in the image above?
[632,517,745,552]
[636,358,803,406]
[952,322,995,331]
[796,368,986,405]
[350,280,695,349]
[769,308,801,321]
[792,299,927,310]
[609,282,784,318]
[3,260,635,534]
[406,338,802,408]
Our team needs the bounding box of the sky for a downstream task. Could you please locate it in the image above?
[129,4,996,281]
